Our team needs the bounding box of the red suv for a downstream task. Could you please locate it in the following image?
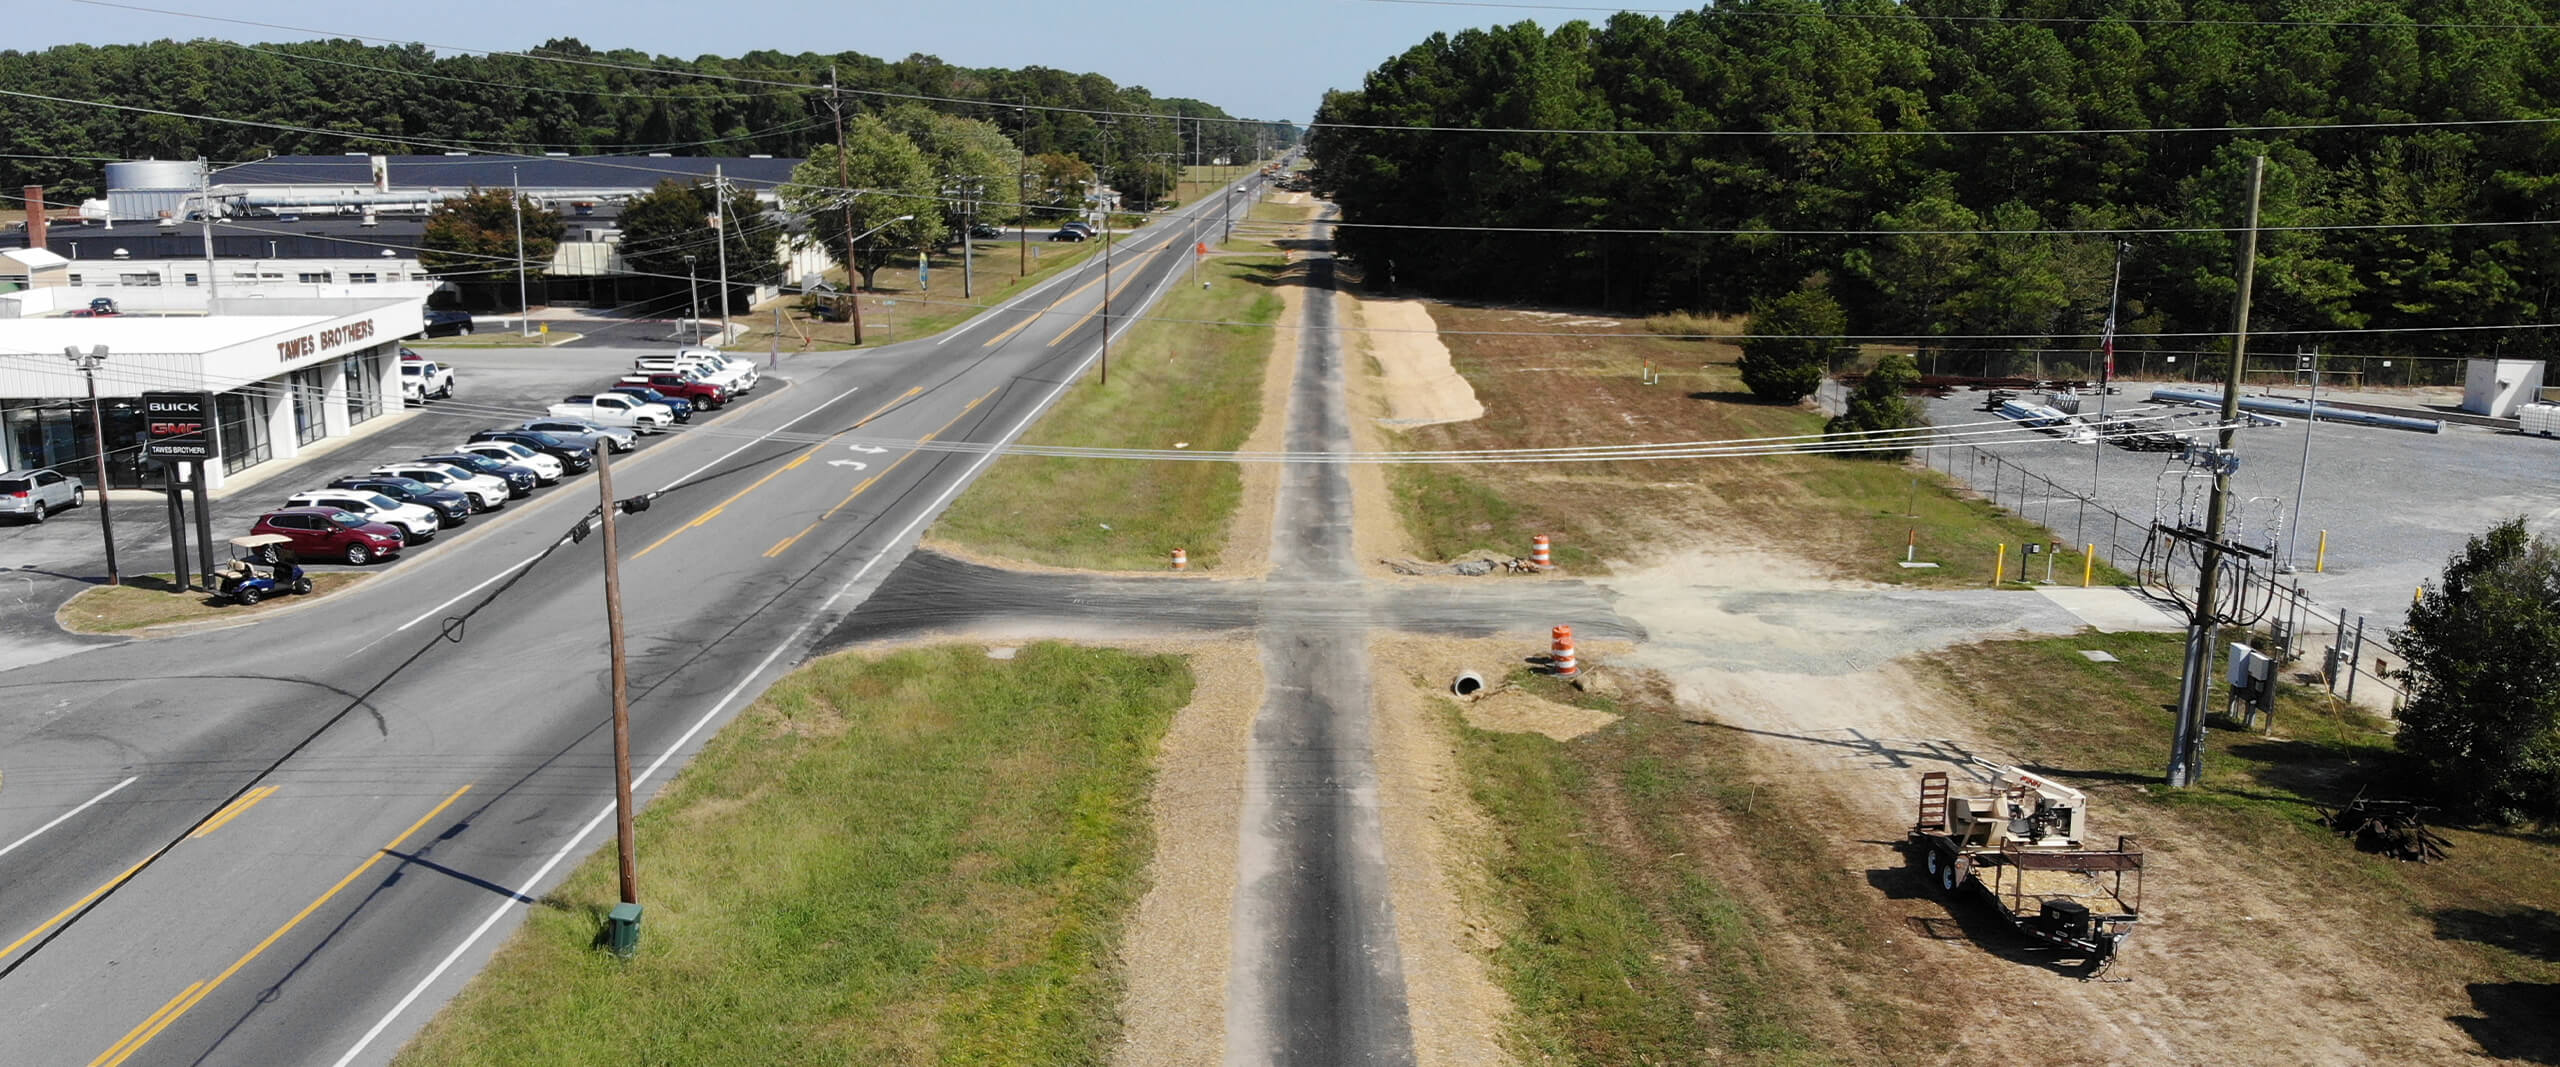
[619,373,727,409]
[249,507,407,565]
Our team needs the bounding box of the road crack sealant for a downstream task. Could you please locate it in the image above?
[1225,218,1419,1067]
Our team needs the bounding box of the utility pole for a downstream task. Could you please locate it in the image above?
[829,68,866,346]
[2283,347,2320,573]
[197,162,219,299]
[2167,154,2265,789]
[1097,118,1115,388]
[63,345,120,586]
[514,167,531,338]
[713,165,732,346]
[2093,240,2125,502]
[943,176,981,299]
[683,255,699,345]
[1015,105,1031,278]
[595,447,640,908]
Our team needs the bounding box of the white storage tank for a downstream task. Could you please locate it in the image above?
[104,159,208,222]
[2520,402,2560,438]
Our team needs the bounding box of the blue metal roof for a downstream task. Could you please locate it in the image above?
[214,155,806,193]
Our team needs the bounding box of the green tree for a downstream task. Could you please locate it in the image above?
[614,179,779,317]
[1025,152,1096,219]
[420,187,563,284]
[881,104,1027,230]
[1738,288,1844,403]
[783,115,943,290]
[1824,352,1924,458]
[2391,519,2560,825]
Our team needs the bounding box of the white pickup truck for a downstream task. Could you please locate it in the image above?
[548,393,675,433]
[636,349,755,396]
[401,358,455,400]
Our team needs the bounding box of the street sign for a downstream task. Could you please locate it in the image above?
[142,392,214,460]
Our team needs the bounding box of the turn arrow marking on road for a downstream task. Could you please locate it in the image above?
[827,461,868,470]
[848,445,887,455]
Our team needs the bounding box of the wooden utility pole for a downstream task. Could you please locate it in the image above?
[829,68,866,345]
[2167,154,2265,788]
[596,447,639,904]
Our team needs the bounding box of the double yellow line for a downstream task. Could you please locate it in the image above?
[188,786,276,839]
[634,387,921,561]
[89,784,474,1066]
[0,785,285,967]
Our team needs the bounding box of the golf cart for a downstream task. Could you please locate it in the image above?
[215,534,314,605]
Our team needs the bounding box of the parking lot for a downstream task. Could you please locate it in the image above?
[1923,382,2560,626]
[0,344,779,582]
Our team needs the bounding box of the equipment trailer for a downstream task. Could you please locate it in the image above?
[1909,767,2144,974]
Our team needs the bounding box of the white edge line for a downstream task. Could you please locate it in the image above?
[395,553,544,632]
[332,205,1220,1067]
[0,776,138,862]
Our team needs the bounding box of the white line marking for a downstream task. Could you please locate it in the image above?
[0,776,137,862]
[334,203,1221,1067]
[395,553,545,632]
[654,383,864,494]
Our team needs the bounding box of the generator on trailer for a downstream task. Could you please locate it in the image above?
[1909,765,2144,975]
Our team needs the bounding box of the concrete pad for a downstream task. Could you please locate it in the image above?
[2037,586,2188,632]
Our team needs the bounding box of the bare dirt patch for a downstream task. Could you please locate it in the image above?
[1357,298,1484,426]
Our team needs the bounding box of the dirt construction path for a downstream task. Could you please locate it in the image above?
[1605,543,2494,1065]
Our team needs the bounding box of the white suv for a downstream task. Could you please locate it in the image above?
[455,440,563,483]
[370,463,509,511]
[285,489,440,542]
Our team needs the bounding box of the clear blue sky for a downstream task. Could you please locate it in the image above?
[45,0,1534,123]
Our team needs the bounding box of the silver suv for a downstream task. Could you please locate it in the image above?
[1,468,84,523]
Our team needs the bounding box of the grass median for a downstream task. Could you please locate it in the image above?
[396,642,1191,1067]
[928,251,1286,570]
[59,572,371,634]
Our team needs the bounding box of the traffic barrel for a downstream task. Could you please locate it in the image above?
[1531,535,1553,570]
[1550,625,1577,676]
[1172,548,1188,571]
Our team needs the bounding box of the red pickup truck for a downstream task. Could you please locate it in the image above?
[618,372,727,409]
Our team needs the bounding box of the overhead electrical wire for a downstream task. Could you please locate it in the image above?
[1359,0,2560,33]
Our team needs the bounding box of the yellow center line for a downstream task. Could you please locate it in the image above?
[633,386,918,560]
[852,386,924,428]
[763,523,818,558]
[808,389,996,530]
[187,786,278,839]
[90,783,474,1067]
[987,273,1111,348]
[1046,251,1163,346]
[0,859,149,963]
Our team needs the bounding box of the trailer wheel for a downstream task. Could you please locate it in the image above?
[1924,848,1942,877]
[1940,861,1962,892]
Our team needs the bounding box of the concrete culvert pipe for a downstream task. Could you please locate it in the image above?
[1451,671,1485,697]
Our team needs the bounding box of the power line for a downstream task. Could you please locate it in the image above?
[1359,0,2560,33]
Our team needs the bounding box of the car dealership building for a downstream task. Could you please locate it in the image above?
[0,296,421,492]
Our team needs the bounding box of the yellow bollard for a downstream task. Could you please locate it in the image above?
[2082,544,2096,588]
[1993,543,2006,587]
[2315,530,2328,574]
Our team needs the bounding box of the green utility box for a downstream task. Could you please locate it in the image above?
[606,902,644,958]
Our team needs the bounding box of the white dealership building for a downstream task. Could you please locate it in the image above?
[0,296,420,492]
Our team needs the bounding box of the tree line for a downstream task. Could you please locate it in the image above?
[0,37,1299,212]
[1307,1,2560,371]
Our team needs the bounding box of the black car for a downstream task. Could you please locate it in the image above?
[468,429,596,472]
[419,309,474,337]
[969,222,1003,239]
[604,385,693,421]
[1046,228,1087,242]
[419,452,538,497]
[330,475,471,527]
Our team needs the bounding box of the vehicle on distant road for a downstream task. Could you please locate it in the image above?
[419,309,474,337]
[550,393,673,433]
[453,440,564,483]
[467,430,596,472]
[1,468,83,523]
[418,452,538,496]
[370,463,509,511]
[520,417,635,454]
[1047,227,1087,242]
[283,489,440,542]
[969,222,1003,239]
[330,475,471,525]
[249,507,406,565]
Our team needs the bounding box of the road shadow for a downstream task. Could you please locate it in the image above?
[1870,840,2111,977]
[2451,983,2560,1063]
[1689,390,1783,405]
[1230,259,1328,290]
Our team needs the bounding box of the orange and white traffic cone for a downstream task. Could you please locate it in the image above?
[1550,625,1577,676]
[1531,535,1553,571]
[1172,548,1188,571]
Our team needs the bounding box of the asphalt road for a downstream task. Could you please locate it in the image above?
[0,174,1268,1066]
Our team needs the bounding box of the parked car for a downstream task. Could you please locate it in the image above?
[453,439,564,483]
[330,475,471,526]
[969,222,1003,239]
[370,462,509,511]
[520,418,635,454]
[620,372,727,409]
[467,429,596,472]
[1,468,83,523]
[418,452,537,496]
[637,352,752,397]
[605,385,693,421]
[283,489,440,543]
[419,309,474,337]
[1060,220,1097,238]
[676,347,760,393]
[249,507,406,565]
[401,359,456,400]
[549,393,673,433]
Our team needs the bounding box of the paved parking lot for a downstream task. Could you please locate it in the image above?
[1924,382,2560,627]
[0,343,773,580]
